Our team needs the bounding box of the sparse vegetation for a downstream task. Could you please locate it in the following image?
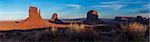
[68,22,85,32]
[118,22,149,41]
[0,22,149,42]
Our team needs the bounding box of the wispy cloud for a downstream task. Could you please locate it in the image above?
[91,4,125,11]
[91,5,110,8]
[144,4,150,9]
[91,1,146,11]
[67,4,81,9]
[100,1,146,4]
[110,4,125,11]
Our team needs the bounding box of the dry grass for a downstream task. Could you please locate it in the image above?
[120,22,147,33]
[119,22,148,41]
[49,22,86,34]
[68,22,85,32]
[127,22,147,33]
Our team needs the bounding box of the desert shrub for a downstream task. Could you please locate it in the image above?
[127,22,147,33]
[119,22,147,33]
[68,23,85,33]
[119,22,148,41]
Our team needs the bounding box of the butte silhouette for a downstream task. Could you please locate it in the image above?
[83,10,104,25]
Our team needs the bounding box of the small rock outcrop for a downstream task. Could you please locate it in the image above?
[49,13,64,24]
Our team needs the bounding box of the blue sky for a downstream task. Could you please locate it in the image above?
[0,0,149,20]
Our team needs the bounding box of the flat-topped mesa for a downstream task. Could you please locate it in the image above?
[83,10,104,25]
[49,13,64,24]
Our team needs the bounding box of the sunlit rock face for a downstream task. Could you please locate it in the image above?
[83,10,103,25]
[0,6,58,30]
[28,6,42,20]
[49,13,64,24]
[17,6,50,28]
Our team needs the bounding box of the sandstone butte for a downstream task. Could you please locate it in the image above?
[0,6,60,30]
[83,10,104,25]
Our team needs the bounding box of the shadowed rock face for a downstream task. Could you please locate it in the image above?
[135,16,147,24]
[83,10,104,25]
[50,13,58,22]
[49,13,64,24]
[87,10,98,20]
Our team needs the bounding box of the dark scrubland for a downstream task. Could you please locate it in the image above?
[0,23,149,42]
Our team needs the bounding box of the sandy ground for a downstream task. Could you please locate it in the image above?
[0,20,52,30]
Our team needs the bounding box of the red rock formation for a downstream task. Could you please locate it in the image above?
[0,6,59,30]
[28,6,42,20]
[17,6,51,28]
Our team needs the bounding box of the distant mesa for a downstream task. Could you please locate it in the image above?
[115,16,135,21]
[135,16,147,24]
[49,13,64,24]
[83,10,104,25]
[115,16,148,24]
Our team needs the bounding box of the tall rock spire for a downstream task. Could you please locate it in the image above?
[50,13,58,21]
[49,13,64,24]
